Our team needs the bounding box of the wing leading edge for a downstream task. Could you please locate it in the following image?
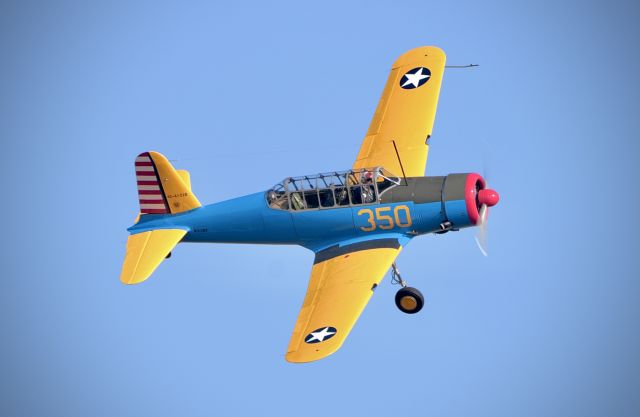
[286,238,402,363]
[353,46,446,177]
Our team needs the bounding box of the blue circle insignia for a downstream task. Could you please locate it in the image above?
[400,67,431,89]
[304,327,337,344]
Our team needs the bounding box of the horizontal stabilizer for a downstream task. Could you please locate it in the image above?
[120,229,187,285]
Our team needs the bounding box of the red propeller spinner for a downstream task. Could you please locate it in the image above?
[464,173,500,256]
[478,188,500,207]
[465,173,500,225]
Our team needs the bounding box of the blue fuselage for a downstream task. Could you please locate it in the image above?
[128,175,475,252]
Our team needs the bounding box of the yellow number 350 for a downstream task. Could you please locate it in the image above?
[357,205,412,232]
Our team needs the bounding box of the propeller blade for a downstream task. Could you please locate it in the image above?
[474,204,489,257]
[475,146,499,257]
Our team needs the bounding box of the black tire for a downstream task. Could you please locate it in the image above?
[395,287,424,314]
[165,251,172,259]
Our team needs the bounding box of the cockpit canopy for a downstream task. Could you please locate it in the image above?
[267,167,401,211]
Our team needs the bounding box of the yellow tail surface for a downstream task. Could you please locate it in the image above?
[120,229,187,284]
[134,151,201,215]
[122,151,200,285]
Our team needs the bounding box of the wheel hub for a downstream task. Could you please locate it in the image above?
[400,295,417,311]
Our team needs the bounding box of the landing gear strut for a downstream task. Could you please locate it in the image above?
[391,263,424,314]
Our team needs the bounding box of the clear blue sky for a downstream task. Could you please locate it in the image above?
[2,1,639,416]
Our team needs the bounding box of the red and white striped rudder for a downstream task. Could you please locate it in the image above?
[135,152,170,214]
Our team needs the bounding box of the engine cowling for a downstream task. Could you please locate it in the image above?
[377,173,499,233]
[443,173,499,227]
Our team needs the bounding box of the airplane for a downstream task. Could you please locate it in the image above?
[120,46,500,363]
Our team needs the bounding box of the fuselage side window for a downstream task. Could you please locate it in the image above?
[362,184,375,203]
[304,189,320,209]
[319,189,335,207]
[290,192,305,210]
[267,184,289,210]
[350,186,362,205]
[335,187,349,206]
[349,185,375,205]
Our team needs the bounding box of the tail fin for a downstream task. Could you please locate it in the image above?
[121,151,200,285]
[135,151,201,215]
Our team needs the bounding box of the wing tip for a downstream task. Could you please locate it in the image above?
[285,344,342,364]
[285,332,348,363]
[119,273,150,285]
[393,45,446,68]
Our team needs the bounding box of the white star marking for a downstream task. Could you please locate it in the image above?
[306,327,336,343]
[401,68,430,88]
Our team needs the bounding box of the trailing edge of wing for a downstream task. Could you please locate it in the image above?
[120,229,187,285]
[286,239,402,363]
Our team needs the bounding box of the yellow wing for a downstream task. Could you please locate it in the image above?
[286,239,402,363]
[353,46,446,177]
[120,229,187,285]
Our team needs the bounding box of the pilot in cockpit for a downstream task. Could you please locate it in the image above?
[361,170,375,203]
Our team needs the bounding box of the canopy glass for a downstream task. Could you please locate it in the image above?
[266,167,401,211]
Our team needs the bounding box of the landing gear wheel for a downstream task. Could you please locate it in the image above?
[395,287,424,314]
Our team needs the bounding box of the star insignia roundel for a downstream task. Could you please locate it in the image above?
[400,67,431,89]
[304,327,337,344]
